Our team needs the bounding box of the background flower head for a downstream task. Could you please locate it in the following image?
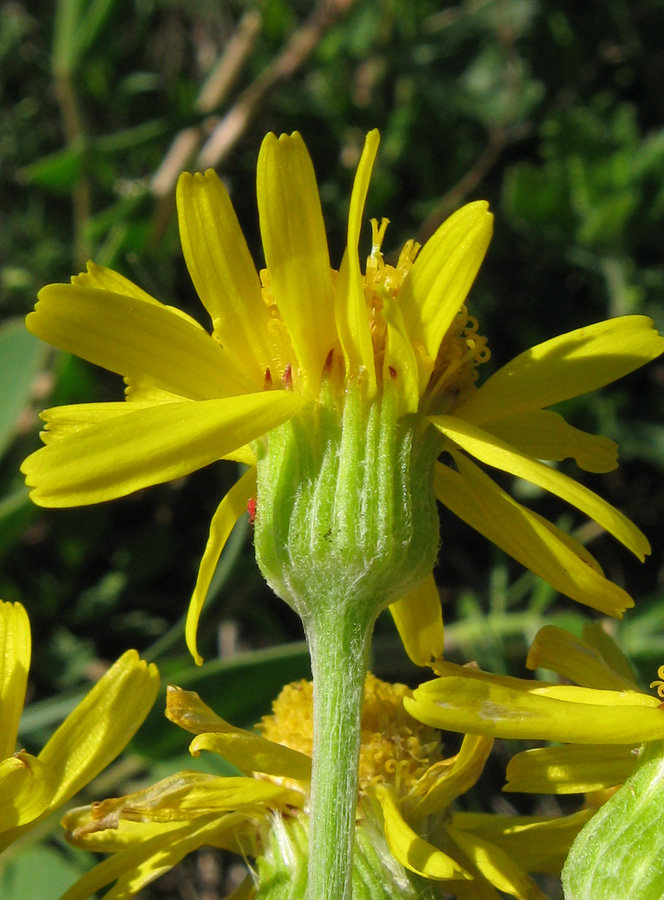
[57,674,588,900]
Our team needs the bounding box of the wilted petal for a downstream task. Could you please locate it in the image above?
[446,824,551,899]
[406,662,664,744]
[526,625,637,691]
[59,814,244,900]
[166,685,242,735]
[452,809,594,875]
[409,734,493,820]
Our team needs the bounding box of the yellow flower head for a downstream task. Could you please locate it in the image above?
[0,599,159,853]
[403,622,664,801]
[21,130,664,664]
[59,674,587,900]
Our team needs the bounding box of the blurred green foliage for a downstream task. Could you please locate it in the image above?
[2,0,664,897]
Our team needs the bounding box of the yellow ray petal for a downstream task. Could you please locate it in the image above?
[0,601,30,760]
[65,771,274,836]
[371,783,471,881]
[59,814,238,900]
[38,400,177,445]
[257,132,336,396]
[0,752,51,831]
[452,809,594,875]
[446,825,550,900]
[124,379,183,404]
[123,773,297,818]
[72,261,169,308]
[28,284,253,401]
[177,170,272,384]
[22,392,305,507]
[39,650,159,809]
[166,685,248,735]
[409,734,493,820]
[186,467,257,665]
[388,574,444,667]
[190,731,311,782]
[434,456,634,617]
[431,414,649,559]
[504,744,640,794]
[429,658,656,707]
[335,130,378,394]
[400,202,493,361]
[457,315,664,425]
[70,262,210,335]
[526,625,637,691]
[406,665,664,744]
[222,444,257,465]
[63,810,184,852]
[482,410,618,473]
[382,294,420,414]
[582,621,637,684]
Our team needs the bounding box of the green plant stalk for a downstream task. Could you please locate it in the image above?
[303,600,375,900]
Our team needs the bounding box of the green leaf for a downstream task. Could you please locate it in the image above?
[19,147,83,194]
[0,319,49,458]
[0,843,89,900]
[562,740,664,900]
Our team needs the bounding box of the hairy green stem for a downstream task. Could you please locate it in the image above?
[304,602,375,900]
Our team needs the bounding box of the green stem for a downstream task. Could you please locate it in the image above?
[304,602,375,900]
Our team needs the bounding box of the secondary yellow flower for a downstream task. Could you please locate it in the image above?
[21,130,664,664]
[502,624,664,799]
[405,623,664,799]
[58,675,588,900]
[0,599,159,853]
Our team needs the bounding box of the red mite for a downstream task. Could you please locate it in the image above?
[247,498,257,526]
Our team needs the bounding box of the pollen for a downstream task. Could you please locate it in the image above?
[424,305,491,415]
[259,674,442,797]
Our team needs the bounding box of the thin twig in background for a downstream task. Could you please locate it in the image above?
[53,68,91,269]
[152,0,359,195]
[197,0,358,171]
[414,128,510,247]
[151,9,263,198]
[149,0,358,246]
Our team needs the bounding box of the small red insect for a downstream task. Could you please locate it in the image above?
[247,498,257,526]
